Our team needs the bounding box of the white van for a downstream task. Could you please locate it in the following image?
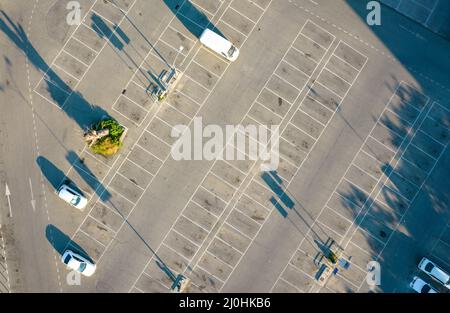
[200,28,239,61]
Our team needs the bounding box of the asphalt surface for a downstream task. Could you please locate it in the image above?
[0,0,448,293]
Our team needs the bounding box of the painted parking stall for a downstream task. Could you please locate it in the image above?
[130,0,277,293]
[270,80,450,293]
[129,18,342,292]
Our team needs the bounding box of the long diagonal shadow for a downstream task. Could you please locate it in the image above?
[0,10,112,129]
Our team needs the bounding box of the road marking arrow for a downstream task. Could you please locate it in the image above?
[5,183,12,218]
[29,178,36,212]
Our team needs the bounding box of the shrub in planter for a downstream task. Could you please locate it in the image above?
[89,119,125,156]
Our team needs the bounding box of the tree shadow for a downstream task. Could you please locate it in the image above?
[45,224,93,263]
[338,76,450,292]
[163,0,225,38]
[0,10,112,130]
[36,155,86,196]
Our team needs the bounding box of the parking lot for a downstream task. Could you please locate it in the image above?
[129,14,375,291]
[33,0,280,283]
[271,81,450,292]
[7,0,446,293]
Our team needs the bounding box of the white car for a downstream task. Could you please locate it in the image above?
[418,257,450,289]
[410,276,437,293]
[58,183,88,210]
[61,250,96,277]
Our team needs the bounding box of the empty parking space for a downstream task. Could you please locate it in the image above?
[257,88,292,117]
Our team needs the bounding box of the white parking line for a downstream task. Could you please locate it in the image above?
[214,235,244,257]
[228,5,257,24]
[351,162,379,182]
[189,199,221,220]
[299,31,328,51]
[389,166,420,189]
[171,228,201,249]
[221,159,248,176]
[278,276,303,292]
[62,48,91,68]
[342,176,373,196]
[121,93,148,111]
[382,183,412,203]
[224,221,255,241]
[331,53,360,72]
[313,79,343,100]
[264,87,294,106]
[111,104,149,127]
[158,37,190,57]
[115,171,146,191]
[325,205,354,224]
[240,190,270,214]
[71,35,99,54]
[190,0,219,15]
[355,123,447,292]
[106,185,138,206]
[209,170,238,191]
[33,0,100,92]
[181,213,211,234]
[51,62,81,83]
[128,0,280,292]
[183,73,215,94]
[254,101,285,120]
[219,19,249,38]
[140,271,170,290]
[296,107,326,127]
[289,45,319,65]
[409,143,437,161]
[161,242,195,263]
[195,263,226,284]
[316,219,344,240]
[192,60,220,78]
[377,120,406,139]
[304,91,335,114]
[78,228,106,248]
[324,65,353,85]
[281,57,313,79]
[124,158,155,177]
[88,214,118,235]
[385,107,417,127]
[269,42,371,292]
[286,120,318,141]
[172,88,203,107]
[272,72,302,93]
[418,129,446,147]
[199,184,230,207]
[134,144,165,163]
[368,135,396,153]
[195,26,338,293]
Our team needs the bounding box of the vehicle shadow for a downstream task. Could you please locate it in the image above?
[36,156,67,191]
[0,10,113,130]
[163,0,225,38]
[65,150,112,202]
[45,224,94,263]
